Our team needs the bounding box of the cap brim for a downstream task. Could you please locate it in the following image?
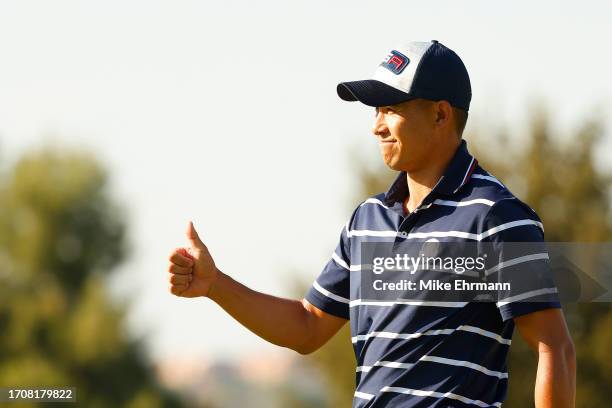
[336,80,416,107]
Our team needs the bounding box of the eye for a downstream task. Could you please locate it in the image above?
[375,106,393,115]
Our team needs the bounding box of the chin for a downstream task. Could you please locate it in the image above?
[381,152,409,172]
[382,158,401,171]
[384,159,412,173]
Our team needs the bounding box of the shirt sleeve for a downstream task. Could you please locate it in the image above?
[481,198,561,321]
[304,220,351,320]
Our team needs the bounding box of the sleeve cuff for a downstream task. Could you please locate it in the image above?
[305,286,350,320]
[498,301,562,322]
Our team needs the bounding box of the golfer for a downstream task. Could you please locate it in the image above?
[167,40,576,407]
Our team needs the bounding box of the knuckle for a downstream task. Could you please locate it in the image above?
[170,274,182,284]
[168,250,178,262]
[170,264,189,274]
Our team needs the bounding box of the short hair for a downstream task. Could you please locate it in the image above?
[453,107,468,136]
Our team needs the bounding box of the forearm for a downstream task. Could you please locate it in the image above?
[207,270,313,353]
[534,342,576,408]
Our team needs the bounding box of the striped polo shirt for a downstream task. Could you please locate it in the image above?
[305,140,561,407]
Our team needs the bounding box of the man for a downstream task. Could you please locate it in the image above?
[167,40,575,407]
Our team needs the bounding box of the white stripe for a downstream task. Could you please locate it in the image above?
[484,252,550,277]
[329,262,363,272]
[331,258,364,272]
[357,360,413,373]
[350,299,467,308]
[347,229,476,240]
[313,281,350,304]
[433,198,495,207]
[416,202,434,211]
[347,229,398,238]
[472,173,506,188]
[419,355,508,379]
[479,219,544,239]
[352,325,511,346]
[381,386,502,408]
[361,197,391,209]
[352,328,454,343]
[358,355,508,379]
[331,252,350,271]
[458,325,512,345]
[414,219,544,241]
[359,188,497,210]
[496,287,558,307]
[353,391,374,401]
[349,219,543,241]
[402,229,479,240]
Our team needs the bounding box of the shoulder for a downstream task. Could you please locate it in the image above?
[468,166,544,241]
[348,192,391,227]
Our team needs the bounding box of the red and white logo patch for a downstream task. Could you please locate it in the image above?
[381,50,410,74]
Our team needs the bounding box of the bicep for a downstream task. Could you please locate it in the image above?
[514,308,572,352]
[300,298,348,353]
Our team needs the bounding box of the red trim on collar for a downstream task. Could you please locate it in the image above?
[455,157,478,193]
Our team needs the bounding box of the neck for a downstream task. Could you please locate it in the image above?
[404,139,460,213]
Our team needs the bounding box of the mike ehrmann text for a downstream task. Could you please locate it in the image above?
[372,279,511,291]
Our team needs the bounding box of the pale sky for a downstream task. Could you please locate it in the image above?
[1,1,611,363]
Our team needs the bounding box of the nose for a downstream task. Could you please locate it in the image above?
[372,111,389,138]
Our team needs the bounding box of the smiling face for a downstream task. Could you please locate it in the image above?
[372,98,456,172]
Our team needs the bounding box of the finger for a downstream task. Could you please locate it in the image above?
[169,283,188,295]
[169,273,192,285]
[186,221,206,250]
[168,263,192,275]
[169,249,194,267]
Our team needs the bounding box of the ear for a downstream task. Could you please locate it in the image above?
[434,100,453,128]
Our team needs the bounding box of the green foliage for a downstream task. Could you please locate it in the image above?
[306,325,356,407]
[474,109,612,407]
[0,148,183,407]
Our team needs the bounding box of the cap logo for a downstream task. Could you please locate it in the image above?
[381,50,409,75]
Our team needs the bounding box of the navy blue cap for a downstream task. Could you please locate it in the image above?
[337,40,472,111]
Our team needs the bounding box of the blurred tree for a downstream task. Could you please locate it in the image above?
[474,108,612,407]
[305,322,355,408]
[289,277,356,408]
[304,108,611,407]
[0,148,184,407]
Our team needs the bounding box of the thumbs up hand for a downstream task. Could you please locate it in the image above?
[167,221,219,298]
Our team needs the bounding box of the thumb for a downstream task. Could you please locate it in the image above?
[186,221,206,250]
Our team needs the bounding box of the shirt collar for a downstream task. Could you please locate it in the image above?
[383,139,478,206]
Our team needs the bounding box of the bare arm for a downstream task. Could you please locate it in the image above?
[207,270,346,353]
[167,222,347,354]
[514,308,576,408]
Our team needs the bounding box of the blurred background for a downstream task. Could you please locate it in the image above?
[0,1,611,407]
